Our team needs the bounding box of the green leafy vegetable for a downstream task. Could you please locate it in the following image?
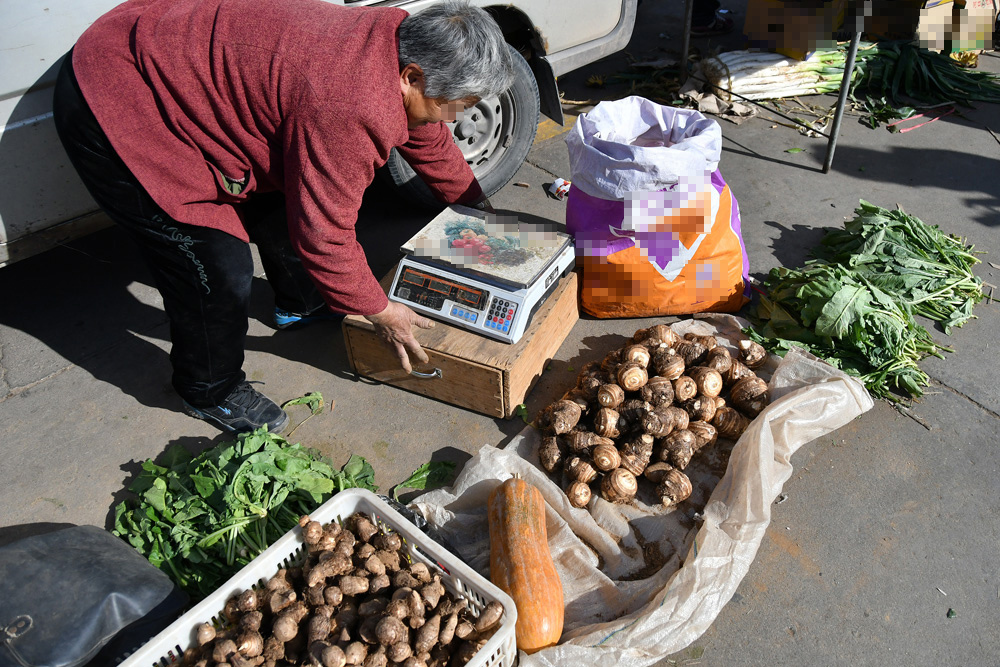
[113,427,376,601]
[785,148,804,154]
[745,200,989,402]
[392,461,457,501]
[515,403,530,424]
[282,391,324,415]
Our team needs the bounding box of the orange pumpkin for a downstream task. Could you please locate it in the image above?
[487,477,564,653]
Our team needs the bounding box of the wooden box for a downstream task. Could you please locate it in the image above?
[343,270,579,418]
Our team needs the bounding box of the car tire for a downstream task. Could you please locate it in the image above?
[382,44,540,208]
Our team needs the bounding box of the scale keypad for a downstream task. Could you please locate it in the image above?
[486,298,516,334]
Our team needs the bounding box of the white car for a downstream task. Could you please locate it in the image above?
[0,0,637,266]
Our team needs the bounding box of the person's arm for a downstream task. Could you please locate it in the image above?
[282,112,432,371]
[396,121,484,205]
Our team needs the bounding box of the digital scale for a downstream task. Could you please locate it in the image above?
[388,206,575,344]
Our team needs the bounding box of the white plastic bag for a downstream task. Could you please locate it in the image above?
[413,314,873,666]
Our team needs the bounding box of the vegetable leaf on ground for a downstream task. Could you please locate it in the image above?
[392,461,458,501]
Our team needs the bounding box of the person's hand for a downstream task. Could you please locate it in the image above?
[364,301,435,373]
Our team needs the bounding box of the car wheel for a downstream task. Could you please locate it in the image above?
[382,44,540,208]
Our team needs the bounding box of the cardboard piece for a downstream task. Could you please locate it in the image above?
[866,0,998,52]
[742,0,848,60]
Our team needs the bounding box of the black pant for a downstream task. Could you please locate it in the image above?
[52,53,326,407]
[693,0,721,26]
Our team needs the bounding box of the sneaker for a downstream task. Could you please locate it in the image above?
[183,381,289,433]
[274,305,343,330]
[691,15,735,37]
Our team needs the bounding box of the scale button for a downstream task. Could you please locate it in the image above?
[468,313,477,322]
[502,324,509,332]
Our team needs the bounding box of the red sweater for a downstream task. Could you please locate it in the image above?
[73,0,482,315]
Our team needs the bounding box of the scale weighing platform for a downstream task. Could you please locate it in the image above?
[388,206,575,344]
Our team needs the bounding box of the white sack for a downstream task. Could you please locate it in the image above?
[413,314,873,666]
[565,96,723,201]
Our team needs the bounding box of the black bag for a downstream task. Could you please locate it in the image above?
[0,525,185,667]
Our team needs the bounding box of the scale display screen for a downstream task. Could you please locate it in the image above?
[394,266,488,311]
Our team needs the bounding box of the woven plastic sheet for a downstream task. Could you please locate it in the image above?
[413,314,873,666]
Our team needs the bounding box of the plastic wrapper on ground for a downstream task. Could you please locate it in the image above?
[412,313,874,666]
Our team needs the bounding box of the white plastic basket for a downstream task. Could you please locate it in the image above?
[121,488,517,667]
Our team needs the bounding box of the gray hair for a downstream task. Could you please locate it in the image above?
[398,1,515,101]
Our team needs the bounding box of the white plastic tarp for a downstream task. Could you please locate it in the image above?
[413,314,874,666]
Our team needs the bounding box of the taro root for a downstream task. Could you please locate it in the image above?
[266,568,294,594]
[236,630,264,658]
[713,406,752,440]
[673,339,708,366]
[652,348,685,380]
[640,404,675,438]
[617,361,649,392]
[596,383,625,409]
[619,434,654,477]
[273,602,309,642]
[318,644,348,667]
[363,554,386,576]
[302,521,324,546]
[703,346,733,373]
[386,642,413,663]
[355,542,376,561]
[659,429,697,469]
[721,359,756,387]
[196,622,216,646]
[672,376,698,402]
[344,642,368,666]
[375,549,401,573]
[474,600,504,634]
[683,332,717,350]
[213,639,238,664]
[270,588,298,614]
[306,552,352,588]
[542,399,583,435]
[687,421,718,450]
[656,468,693,507]
[681,396,717,424]
[634,324,679,346]
[353,516,380,544]
[730,376,770,417]
[560,429,612,454]
[420,576,445,610]
[339,575,370,597]
[639,375,675,406]
[643,461,675,484]
[564,456,598,484]
[538,436,562,473]
[438,611,460,646]
[591,443,621,471]
[665,405,689,432]
[592,407,621,439]
[561,387,591,413]
[738,338,768,370]
[601,467,638,503]
[375,616,408,646]
[239,610,263,632]
[688,367,723,398]
[618,399,652,430]
[621,344,651,368]
[566,480,592,508]
[372,532,401,553]
[600,349,623,373]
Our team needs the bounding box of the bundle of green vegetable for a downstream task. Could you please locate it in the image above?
[114,428,378,599]
[812,201,986,333]
[851,41,1000,106]
[695,41,1000,106]
[746,201,987,402]
[698,49,846,101]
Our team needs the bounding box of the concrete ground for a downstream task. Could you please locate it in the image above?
[2,1,998,664]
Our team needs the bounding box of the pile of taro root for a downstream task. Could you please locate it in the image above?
[182,513,504,667]
[536,323,770,509]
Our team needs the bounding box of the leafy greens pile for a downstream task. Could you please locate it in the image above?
[115,428,376,600]
[747,201,987,402]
